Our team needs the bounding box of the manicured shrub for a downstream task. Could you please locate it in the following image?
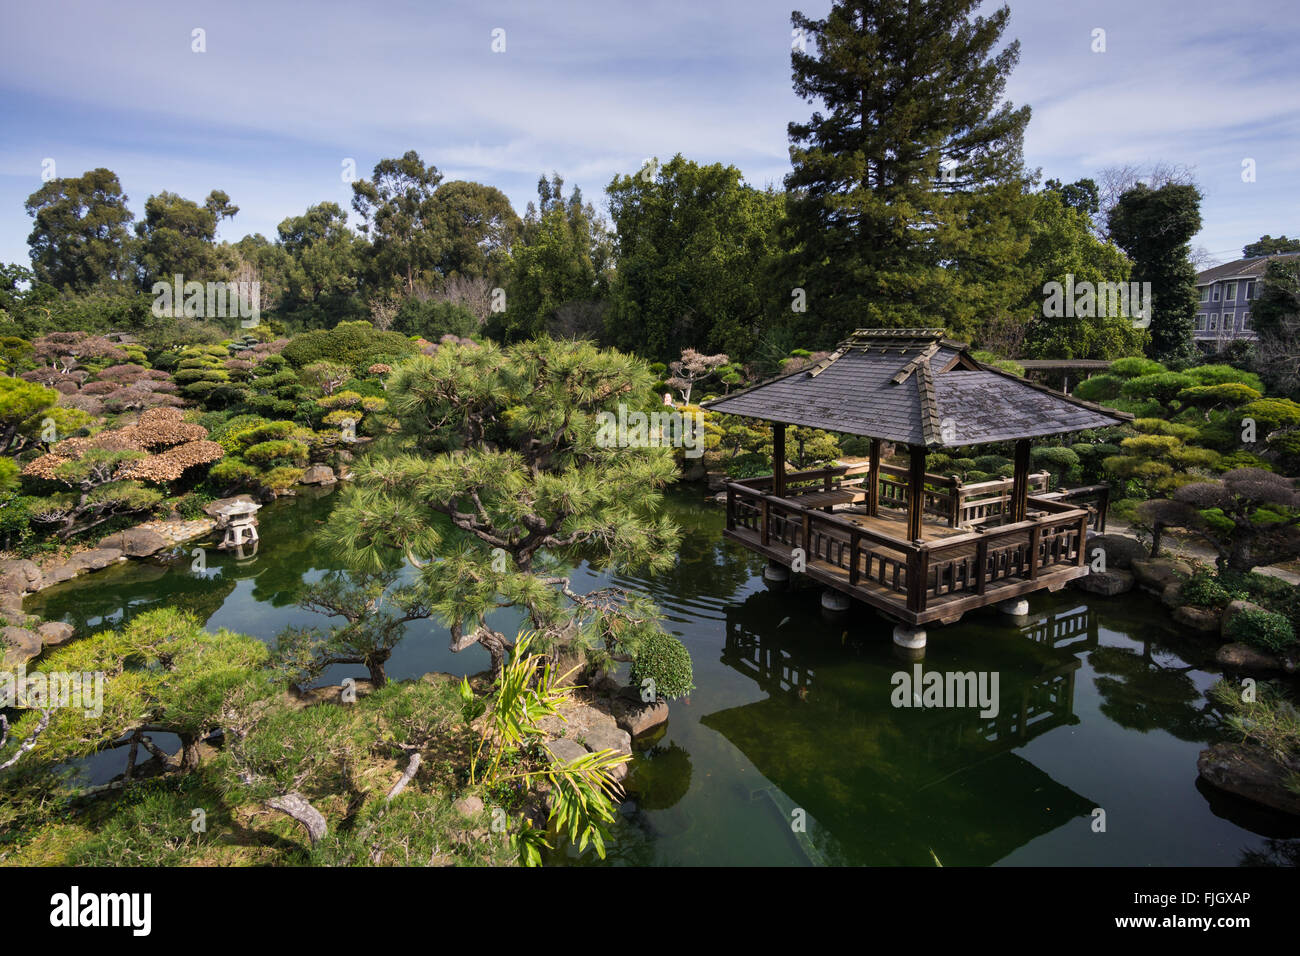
[244,439,309,465]
[281,321,417,372]
[1183,364,1263,392]
[1031,445,1080,483]
[1214,451,1273,473]
[208,458,257,487]
[926,453,953,473]
[1237,398,1300,432]
[1224,607,1296,653]
[1074,374,1123,402]
[1110,357,1166,379]
[973,454,1009,473]
[1120,372,1196,406]
[629,631,694,700]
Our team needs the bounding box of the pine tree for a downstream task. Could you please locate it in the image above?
[783,0,1032,346]
[325,336,687,680]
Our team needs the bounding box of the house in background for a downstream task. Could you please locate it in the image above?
[1193,252,1300,348]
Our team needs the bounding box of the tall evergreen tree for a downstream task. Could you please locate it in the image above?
[1107,182,1202,365]
[783,0,1032,346]
[24,168,136,291]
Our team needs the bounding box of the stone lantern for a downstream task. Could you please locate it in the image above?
[214,499,261,551]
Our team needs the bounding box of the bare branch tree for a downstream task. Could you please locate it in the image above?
[1095,161,1198,238]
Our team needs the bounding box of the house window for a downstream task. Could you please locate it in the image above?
[1199,286,1210,302]
[1225,281,1237,301]
[1212,285,1221,301]
[1246,280,1256,299]
[1195,313,1207,330]
[1243,312,1252,330]
[1209,314,1218,330]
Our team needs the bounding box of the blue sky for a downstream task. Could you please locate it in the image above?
[1,0,1296,272]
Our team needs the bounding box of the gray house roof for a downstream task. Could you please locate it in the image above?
[1196,252,1300,286]
[702,329,1131,448]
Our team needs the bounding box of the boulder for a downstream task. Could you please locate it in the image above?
[1074,569,1134,596]
[301,464,336,486]
[0,590,26,618]
[98,528,170,558]
[0,559,42,594]
[543,738,589,766]
[1172,605,1220,633]
[1086,534,1148,571]
[582,724,632,782]
[1215,642,1282,673]
[452,795,484,817]
[583,723,632,757]
[66,549,123,573]
[612,697,670,737]
[203,495,259,519]
[1131,558,1191,596]
[1,626,43,668]
[43,548,124,585]
[37,621,75,647]
[1220,599,1265,641]
[1198,742,1300,816]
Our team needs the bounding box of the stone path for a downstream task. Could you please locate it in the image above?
[1106,520,1300,585]
[133,517,216,546]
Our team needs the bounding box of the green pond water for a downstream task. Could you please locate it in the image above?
[25,486,1300,866]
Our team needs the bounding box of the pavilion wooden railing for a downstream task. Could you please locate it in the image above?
[955,472,1052,526]
[730,462,1052,529]
[1032,483,1110,532]
[725,482,1091,615]
[916,501,1089,612]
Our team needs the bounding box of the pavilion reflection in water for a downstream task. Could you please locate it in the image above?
[701,592,1099,865]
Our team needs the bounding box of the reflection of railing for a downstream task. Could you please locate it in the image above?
[726,482,1090,615]
[1019,606,1096,650]
[720,619,1083,755]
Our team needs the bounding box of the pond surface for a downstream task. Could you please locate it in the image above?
[27,487,1300,866]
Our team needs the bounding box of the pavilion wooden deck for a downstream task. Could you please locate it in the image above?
[724,462,1107,626]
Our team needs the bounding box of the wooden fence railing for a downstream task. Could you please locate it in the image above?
[732,462,1053,529]
[726,482,1090,614]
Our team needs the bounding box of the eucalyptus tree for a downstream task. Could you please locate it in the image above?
[351,151,444,296]
[24,168,136,291]
[327,336,686,681]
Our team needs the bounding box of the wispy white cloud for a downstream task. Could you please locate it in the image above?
[1,0,1296,269]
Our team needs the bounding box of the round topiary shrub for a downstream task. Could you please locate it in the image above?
[1224,607,1296,653]
[629,631,694,700]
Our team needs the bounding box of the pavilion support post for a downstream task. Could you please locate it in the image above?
[868,439,881,517]
[773,423,787,499]
[907,444,926,542]
[1011,439,1031,523]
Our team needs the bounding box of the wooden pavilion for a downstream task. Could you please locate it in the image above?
[702,329,1130,640]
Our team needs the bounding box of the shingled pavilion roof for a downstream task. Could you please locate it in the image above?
[702,329,1131,448]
